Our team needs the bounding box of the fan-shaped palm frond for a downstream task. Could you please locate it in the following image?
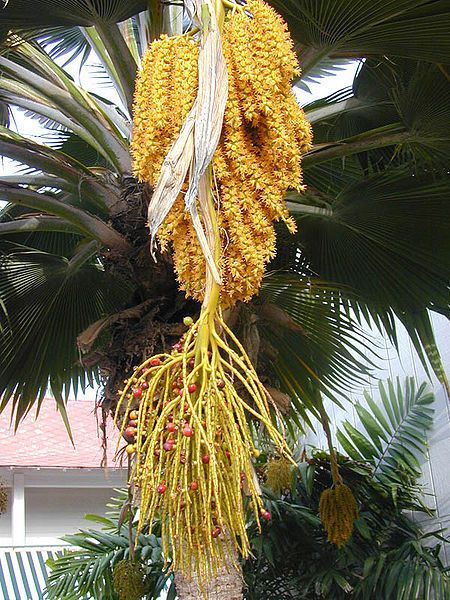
[304,58,450,169]
[337,378,434,490]
[0,0,148,27]
[0,244,133,425]
[259,273,376,427]
[287,167,450,387]
[271,0,450,73]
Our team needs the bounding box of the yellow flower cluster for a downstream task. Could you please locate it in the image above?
[266,456,293,494]
[319,483,358,547]
[132,0,312,306]
[131,34,199,184]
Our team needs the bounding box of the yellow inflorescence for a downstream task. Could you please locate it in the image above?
[131,0,312,306]
[125,0,312,583]
[132,34,199,185]
[266,457,294,494]
[115,310,289,580]
[319,484,359,548]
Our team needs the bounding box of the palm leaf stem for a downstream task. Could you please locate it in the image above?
[303,129,411,167]
[67,239,101,272]
[305,98,363,124]
[0,184,130,250]
[0,174,79,189]
[297,45,334,78]
[0,215,83,236]
[285,203,333,216]
[0,55,131,172]
[148,0,164,41]
[93,22,138,115]
[0,78,116,159]
[315,391,341,485]
[82,26,129,112]
[0,133,118,211]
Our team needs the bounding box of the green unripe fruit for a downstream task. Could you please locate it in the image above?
[112,559,146,600]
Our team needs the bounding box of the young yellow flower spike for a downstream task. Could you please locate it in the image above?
[319,484,359,548]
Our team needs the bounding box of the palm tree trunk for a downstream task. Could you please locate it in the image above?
[174,562,243,600]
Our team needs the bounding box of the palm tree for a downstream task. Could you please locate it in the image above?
[0,1,449,598]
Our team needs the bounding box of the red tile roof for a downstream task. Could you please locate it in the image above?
[0,398,124,468]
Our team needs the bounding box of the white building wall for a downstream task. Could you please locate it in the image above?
[0,468,127,549]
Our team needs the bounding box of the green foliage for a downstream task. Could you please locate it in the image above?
[44,489,175,600]
[0,244,132,425]
[259,274,376,427]
[47,380,448,600]
[244,378,450,600]
[337,378,434,492]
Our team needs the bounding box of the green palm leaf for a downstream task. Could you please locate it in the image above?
[259,273,377,425]
[44,489,174,600]
[0,0,147,27]
[336,378,434,488]
[287,168,450,385]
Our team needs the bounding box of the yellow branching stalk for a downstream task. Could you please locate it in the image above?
[115,304,289,579]
[319,484,359,548]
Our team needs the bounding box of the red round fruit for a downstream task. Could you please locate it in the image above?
[225,450,231,460]
[125,426,136,438]
[188,383,197,393]
[262,510,271,521]
[163,441,175,451]
[190,481,199,491]
[129,410,138,420]
[183,425,193,437]
[141,381,149,390]
[217,379,225,389]
[157,483,167,494]
[172,342,183,352]
[150,357,161,367]
[202,454,210,464]
[212,527,221,538]
[154,448,160,457]
[178,388,184,397]
[168,414,174,422]
[166,422,176,432]
[188,358,195,369]
[132,387,142,398]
